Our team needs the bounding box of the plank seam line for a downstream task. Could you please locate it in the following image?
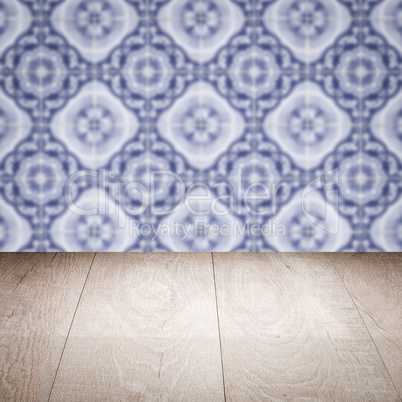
[333,263,402,402]
[211,252,227,402]
[47,252,97,402]
[11,252,45,292]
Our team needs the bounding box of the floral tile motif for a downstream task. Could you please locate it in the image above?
[0,0,402,251]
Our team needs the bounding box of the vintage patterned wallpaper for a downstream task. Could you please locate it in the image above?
[0,0,402,251]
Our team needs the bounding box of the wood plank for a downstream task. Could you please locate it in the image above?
[0,252,95,401]
[213,252,400,401]
[331,253,402,399]
[50,252,224,401]
[0,252,46,293]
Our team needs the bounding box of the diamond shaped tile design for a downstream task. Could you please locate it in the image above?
[0,0,402,251]
[51,0,139,63]
[0,0,31,57]
[0,89,31,162]
[263,0,351,63]
[157,81,245,170]
[264,81,352,169]
[158,0,244,63]
[51,81,139,169]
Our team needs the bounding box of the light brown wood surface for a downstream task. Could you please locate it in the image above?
[213,252,400,401]
[331,253,402,399]
[49,253,225,401]
[1,252,401,401]
[0,252,95,401]
[0,253,45,293]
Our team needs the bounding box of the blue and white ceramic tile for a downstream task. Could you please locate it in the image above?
[1,0,402,251]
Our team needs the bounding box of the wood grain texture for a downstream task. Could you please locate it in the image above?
[0,252,45,293]
[50,252,224,401]
[330,253,402,399]
[0,252,95,401]
[213,252,400,401]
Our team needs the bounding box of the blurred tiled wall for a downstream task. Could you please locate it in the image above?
[0,0,402,251]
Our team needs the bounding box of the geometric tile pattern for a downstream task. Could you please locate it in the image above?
[0,0,402,251]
